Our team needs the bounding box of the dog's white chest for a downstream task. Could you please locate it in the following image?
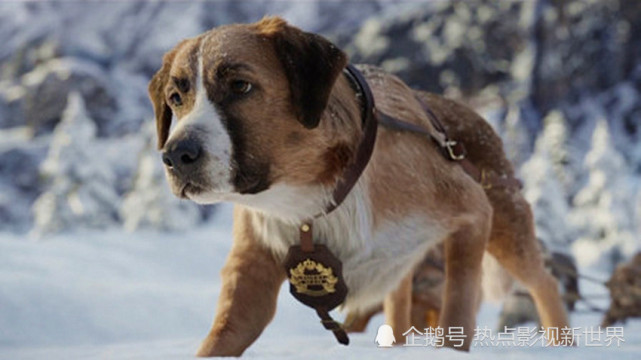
[336,216,445,312]
[251,203,446,313]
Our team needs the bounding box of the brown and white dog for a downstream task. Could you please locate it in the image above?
[148,17,570,357]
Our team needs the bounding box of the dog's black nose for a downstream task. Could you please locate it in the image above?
[162,139,202,174]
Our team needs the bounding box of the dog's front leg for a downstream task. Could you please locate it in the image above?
[439,214,490,351]
[384,271,413,343]
[196,207,286,357]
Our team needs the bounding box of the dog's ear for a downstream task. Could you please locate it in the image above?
[148,44,182,150]
[255,17,348,129]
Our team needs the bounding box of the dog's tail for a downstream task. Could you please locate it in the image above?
[481,253,514,303]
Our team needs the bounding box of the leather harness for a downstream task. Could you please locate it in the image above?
[283,64,522,346]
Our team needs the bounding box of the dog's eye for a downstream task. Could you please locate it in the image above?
[175,78,190,93]
[169,92,182,106]
[230,80,252,95]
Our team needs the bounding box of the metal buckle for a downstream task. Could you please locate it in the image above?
[480,169,493,190]
[445,140,465,161]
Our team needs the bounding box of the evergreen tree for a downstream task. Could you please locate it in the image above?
[502,104,531,168]
[31,92,119,235]
[521,110,573,253]
[570,119,638,269]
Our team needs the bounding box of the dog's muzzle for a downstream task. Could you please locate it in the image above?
[162,138,203,177]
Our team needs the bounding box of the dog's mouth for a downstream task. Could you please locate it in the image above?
[180,182,204,199]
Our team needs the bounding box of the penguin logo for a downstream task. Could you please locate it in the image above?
[375,324,395,347]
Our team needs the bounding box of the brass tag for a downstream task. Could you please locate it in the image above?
[283,244,347,311]
[290,258,339,296]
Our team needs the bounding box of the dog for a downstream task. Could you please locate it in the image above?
[148,16,570,356]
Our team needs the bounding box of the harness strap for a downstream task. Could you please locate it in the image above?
[317,307,349,345]
[378,97,523,191]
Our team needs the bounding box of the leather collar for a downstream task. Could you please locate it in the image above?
[320,64,378,216]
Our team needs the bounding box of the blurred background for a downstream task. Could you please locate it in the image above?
[0,1,640,358]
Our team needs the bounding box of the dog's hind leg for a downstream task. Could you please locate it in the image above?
[196,207,286,357]
[486,190,570,345]
[438,209,491,351]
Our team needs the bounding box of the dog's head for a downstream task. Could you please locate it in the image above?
[149,17,352,212]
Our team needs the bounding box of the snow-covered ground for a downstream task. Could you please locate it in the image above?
[1,204,639,360]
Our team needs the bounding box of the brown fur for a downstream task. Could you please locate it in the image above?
[149,17,570,356]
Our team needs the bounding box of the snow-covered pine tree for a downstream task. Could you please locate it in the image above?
[31,92,120,235]
[521,110,573,253]
[570,119,638,270]
[500,103,532,169]
[538,111,576,192]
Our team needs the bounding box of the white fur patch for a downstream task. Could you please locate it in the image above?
[168,48,235,199]
[231,184,334,222]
